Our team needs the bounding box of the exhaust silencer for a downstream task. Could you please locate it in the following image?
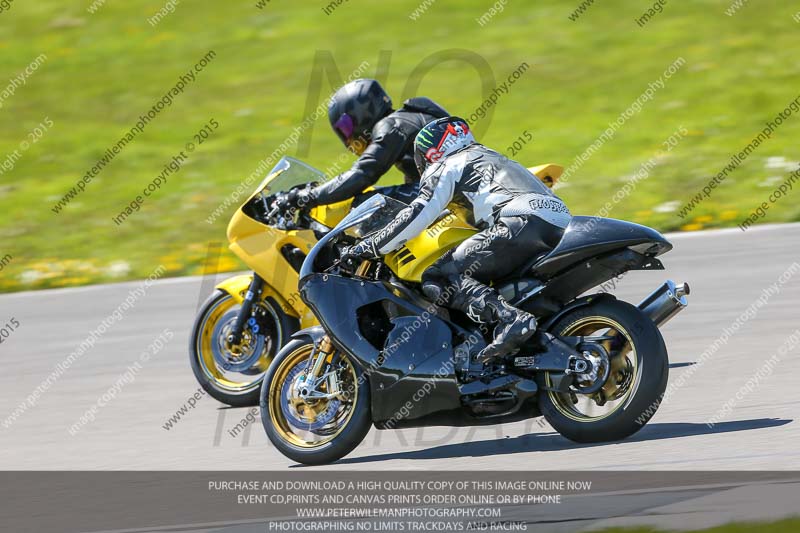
[638,280,690,328]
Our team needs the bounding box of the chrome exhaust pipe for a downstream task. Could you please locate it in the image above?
[637,280,690,328]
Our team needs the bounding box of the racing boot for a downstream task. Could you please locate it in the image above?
[449,276,538,364]
[476,298,537,364]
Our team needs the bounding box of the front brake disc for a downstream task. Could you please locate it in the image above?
[211,309,266,372]
[280,365,340,431]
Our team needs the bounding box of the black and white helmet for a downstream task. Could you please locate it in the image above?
[328,79,393,154]
[413,116,476,175]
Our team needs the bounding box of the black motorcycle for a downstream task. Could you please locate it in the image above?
[260,195,689,465]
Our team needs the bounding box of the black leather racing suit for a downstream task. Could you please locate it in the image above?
[366,143,572,325]
[310,97,449,206]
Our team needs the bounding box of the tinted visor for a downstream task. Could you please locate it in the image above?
[333,113,355,142]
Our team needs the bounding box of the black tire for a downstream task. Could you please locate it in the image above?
[190,290,298,407]
[260,338,372,465]
[538,298,668,443]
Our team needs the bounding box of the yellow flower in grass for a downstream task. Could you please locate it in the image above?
[30,261,55,273]
[681,223,703,232]
[162,261,185,272]
[159,253,185,271]
[719,210,738,221]
[694,215,713,224]
[60,276,92,287]
[36,269,61,280]
[189,253,241,276]
[148,33,176,45]
[65,260,100,274]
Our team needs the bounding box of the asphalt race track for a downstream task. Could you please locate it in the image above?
[2,223,800,475]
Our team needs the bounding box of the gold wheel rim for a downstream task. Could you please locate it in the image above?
[546,316,639,422]
[196,295,277,391]
[268,343,358,448]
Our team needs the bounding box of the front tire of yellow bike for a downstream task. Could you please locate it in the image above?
[190,290,298,407]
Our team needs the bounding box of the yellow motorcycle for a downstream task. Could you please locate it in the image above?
[190,156,564,406]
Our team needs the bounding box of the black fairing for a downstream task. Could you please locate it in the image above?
[297,195,675,428]
[532,216,672,278]
[516,248,663,317]
[300,273,462,424]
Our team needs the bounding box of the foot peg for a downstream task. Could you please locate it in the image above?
[513,332,584,372]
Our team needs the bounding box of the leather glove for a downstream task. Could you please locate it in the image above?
[340,238,379,264]
[274,187,317,217]
[294,188,317,210]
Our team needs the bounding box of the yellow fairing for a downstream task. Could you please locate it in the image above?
[224,193,353,329]
[528,163,563,188]
[384,214,477,283]
[214,274,317,328]
[309,198,353,226]
[222,162,557,313]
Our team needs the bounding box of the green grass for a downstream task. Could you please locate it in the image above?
[1,0,799,291]
[592,517,800,533]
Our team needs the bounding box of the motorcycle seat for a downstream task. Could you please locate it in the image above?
[494,250,550,284]
[529,216,671,278]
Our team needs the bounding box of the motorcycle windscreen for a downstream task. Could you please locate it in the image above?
[349,195,409,238]
[233,156,329,232]
[255,156,327,196]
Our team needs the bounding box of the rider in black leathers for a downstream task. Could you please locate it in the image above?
[277,79,448,211]
[344,117,572,363]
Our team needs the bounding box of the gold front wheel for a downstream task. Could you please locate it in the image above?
[260,337,371,465]
[189,290,297,407]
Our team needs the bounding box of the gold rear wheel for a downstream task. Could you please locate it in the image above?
[546,316,638,422]
[538,299,668,443]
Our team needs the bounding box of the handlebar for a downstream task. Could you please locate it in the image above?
[266,205,281,220]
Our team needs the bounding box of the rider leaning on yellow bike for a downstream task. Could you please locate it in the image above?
[189,80,449,406]
[274,78,449,217]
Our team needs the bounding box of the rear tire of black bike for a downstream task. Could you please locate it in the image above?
[538,298,669,443]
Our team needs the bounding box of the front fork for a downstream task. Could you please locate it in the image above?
[297,336,343,400]
[296,260,368,399]
[228,274,265,346]
[308,336,335,380]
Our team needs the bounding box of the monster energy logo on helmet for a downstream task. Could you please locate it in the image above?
[413,116,475,174]
[415,125,437,149]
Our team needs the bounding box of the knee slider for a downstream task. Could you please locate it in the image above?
[421,279,444,301]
